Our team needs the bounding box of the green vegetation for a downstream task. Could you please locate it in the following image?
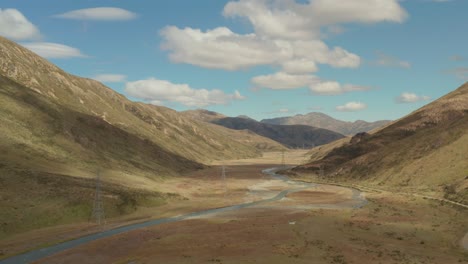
[0,168,174,239]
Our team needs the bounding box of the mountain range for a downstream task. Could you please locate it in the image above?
[262,112,391,135]
[182,110,345,148]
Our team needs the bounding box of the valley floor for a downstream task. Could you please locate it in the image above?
[1,150,467,263]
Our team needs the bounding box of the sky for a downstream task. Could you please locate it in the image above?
[0,0,467,122]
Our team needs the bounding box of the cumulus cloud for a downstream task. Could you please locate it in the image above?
[161,26,288,70]
[251,71,371,95]
[395,92,431,103]
[0,8,41,40]
[282,59,318,74]
[21,42,87,59]
[160,0,406,72]
[223,0,407,40]
[372,51,411,68]
[310,81,371,95]
[161,26,360,71]
[125,78,245,107]
[336,102,367,112]
[160,0,406,94]
[53,7,137,21]
[92,74,126,83]
[252,72,320,90]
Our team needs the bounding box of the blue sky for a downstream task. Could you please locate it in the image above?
[0,0,467,122]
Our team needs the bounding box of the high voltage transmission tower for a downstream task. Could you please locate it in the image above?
[221,165,227,196]
[91,170,105,225]
[319,165,325,178]
[281,150,285,168]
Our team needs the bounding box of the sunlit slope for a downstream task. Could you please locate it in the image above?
[0,36,262,236]
[0,36,261,168]
[296,82,468,201]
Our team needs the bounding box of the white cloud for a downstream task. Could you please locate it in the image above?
[92,74,126,83]
[161,26,288,70]
[21,42,87,59]
[161,0,410,72]
[53,7,137,21]
[372,51,411,68]
[336,102,367,112]
[252,72,319,90]
[395,92,430,103]
[160,0,406,92]
[0,8,41,40]
[309,81,371,95]
[223,0,407,40]
[251,71,371,95]
[161,26,360,72]
[279,108,290,113]
[282,59,318,74]
[125,78,245,107]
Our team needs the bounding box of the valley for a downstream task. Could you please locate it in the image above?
[1,151,467,263]
[0,9,467,263]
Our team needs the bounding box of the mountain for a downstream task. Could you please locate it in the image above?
[181,110,286,151]
[0,37,263,235]
[294,82,468,201]
[182,109,345,148]
[182,109,227,123]
[261,112,391,135]
[0,37,264,171]
[212,117,345,149]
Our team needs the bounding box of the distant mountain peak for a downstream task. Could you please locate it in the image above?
[261,112,391,135]
[237,115,255,120]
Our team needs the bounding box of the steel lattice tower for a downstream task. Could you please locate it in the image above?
[221,165,227,195]
[281,150,285,168]
[91,170,105,225]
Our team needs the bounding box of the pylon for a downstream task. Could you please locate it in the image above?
[221,166,227,196]
[281,150,285,168]
[91,170,105,225]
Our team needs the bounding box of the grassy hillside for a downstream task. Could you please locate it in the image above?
[0,37,260,166]
[294,82,468,202]
[0,36,265,236]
